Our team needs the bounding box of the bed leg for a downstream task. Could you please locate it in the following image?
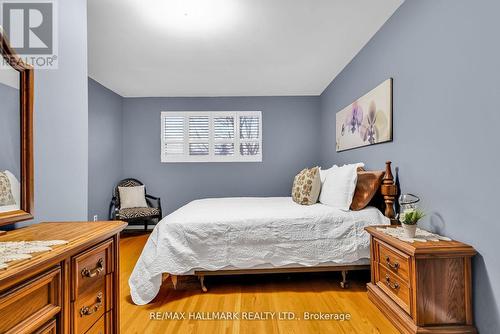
[171,275,178,289]
[198,275,208,292]
[340,270,349,289]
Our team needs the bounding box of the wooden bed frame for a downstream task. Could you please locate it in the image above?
[163,161,398,292]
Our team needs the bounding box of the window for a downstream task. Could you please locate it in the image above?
[161,111,262,162]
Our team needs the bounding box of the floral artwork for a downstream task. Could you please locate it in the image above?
[336,79,393,151]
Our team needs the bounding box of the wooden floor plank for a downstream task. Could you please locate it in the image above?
[119,234,398,334]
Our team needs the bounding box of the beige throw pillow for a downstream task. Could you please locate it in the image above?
[0,171,16,206]
[119,185,148,209]
[292,167,321,205]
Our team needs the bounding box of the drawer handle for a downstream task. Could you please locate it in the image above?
[385,256,400,270]
[385,275,400,290]
[81,258,104,278]
[79,292,103,317]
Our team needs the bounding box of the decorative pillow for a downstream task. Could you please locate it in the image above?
[350,170,385,210]
[0,171,16,206]
[118,185,148,209]
[319,165,337,185]
[292,167,321,205]
[319,163,364,210]
[4,170,20,206]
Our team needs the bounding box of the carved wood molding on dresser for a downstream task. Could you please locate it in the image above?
[365,226,477,334]
[0,221,127,334]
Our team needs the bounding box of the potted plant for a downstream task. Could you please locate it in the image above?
[399,209,425,238]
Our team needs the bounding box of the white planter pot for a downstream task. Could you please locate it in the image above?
[402,224,417,238]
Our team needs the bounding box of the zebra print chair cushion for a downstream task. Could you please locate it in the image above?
[117,207,160,219]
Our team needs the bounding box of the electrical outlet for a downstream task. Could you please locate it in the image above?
[93,215,98,222]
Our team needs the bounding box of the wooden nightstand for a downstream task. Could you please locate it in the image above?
[365,226,477,334]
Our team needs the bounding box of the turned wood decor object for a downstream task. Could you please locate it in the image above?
[0,221,127,333]
[380,161,398,224]
[365,226,477,334]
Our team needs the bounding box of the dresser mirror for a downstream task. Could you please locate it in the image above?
[0,32,34,227]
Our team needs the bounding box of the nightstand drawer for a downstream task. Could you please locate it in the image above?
[378,240,410,282]
[377,264,411,314]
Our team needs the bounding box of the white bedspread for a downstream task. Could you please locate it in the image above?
[129,197,389,305]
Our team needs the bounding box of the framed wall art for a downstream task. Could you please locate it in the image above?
[336,78,393,152]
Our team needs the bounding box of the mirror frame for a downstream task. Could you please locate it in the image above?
[0,32,34,227]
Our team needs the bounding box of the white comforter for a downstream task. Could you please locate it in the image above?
[129,197,389,305]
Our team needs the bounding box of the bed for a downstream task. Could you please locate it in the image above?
[129,162,397,305]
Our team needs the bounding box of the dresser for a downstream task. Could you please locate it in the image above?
[365,226,477,334]
[0,221,127,334]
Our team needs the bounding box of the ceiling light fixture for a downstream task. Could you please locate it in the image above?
[139,0,240,35]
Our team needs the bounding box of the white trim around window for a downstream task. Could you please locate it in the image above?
[161,111,263,163]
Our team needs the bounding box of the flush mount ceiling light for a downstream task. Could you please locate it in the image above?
[138,0,241,35]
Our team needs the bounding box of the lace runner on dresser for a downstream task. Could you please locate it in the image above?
[0,240,68,269]
[377,227,452,243]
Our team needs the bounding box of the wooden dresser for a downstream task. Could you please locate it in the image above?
[0,221,127,334]
[365,226,477,334]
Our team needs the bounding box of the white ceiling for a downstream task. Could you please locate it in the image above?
[88,0,403,97]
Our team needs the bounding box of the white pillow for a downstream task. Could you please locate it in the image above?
[4,170,20,206]
[319,163,364,210]
[319,165,337,185]
[118,185,148,209]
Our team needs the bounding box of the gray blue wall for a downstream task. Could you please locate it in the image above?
[88,78,123,220]
[18,0,89,227]
[121,97,321,215]
[319,0,500,332]
[0,83,20,179]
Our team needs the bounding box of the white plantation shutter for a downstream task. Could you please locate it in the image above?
[161,111,262,162]
[214,116,235,156]
[239,115,261,156]
[162,116,185,156]
[188,116,209,155]
[214,116,235,140]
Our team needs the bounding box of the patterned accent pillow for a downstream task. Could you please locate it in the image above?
[292,167,321,205]
[0,171,16,206]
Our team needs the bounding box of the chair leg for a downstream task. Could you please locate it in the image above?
[144,220,148,232]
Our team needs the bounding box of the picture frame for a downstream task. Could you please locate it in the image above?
[336,78,393,152]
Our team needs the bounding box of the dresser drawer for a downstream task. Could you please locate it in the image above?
[0,267,61,334]
[85,311,111,334]
[72,239,114,299]
[34,319,57,334]
[72,273,112,334]
[377,264,411,314]
[378,240,410,282]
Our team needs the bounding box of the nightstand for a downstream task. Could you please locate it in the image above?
[365,226,477,334]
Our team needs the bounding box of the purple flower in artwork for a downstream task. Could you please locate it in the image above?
[346,102,363,133]
[361,101,377,144]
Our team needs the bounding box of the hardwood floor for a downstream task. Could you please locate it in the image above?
[120,233,398,334]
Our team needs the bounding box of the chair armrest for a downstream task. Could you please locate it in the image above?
[109,197,119,220]
[145,194,160,201]
[145,194,162,218]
